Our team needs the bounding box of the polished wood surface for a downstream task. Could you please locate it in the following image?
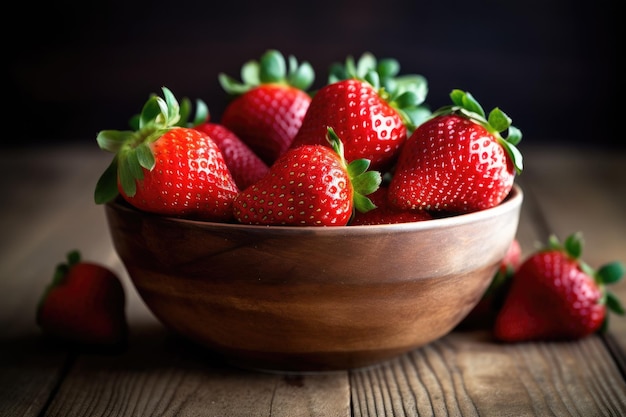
[1,142,625,416]
[104,185,521,372]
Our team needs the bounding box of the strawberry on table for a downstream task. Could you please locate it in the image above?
[219,49,315,166]
[94,87,239,222]
[350,186,432,225]
[493,232,625,342]
[37,250,128,350]
[233,127,381,226]
[388,89,523,214]
[290,52,430,172]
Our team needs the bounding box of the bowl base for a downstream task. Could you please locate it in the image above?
[212,346,417,373]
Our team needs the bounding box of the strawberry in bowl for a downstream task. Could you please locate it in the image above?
[94,87,239,222]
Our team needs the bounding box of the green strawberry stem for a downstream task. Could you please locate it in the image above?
[36,250,82,318]
[430,89,523,174]
[218,49,315,95]
[327,52,431,134]
[184,98,210,127]
[325,127,381,214]
[546,232,625,331]
[94,87,183,204]
[131,94,210,131]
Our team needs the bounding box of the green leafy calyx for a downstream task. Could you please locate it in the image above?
[36,250,82,319]
[431,89,524,174]
[94,86,183,204]
[325,127,381,214]
[218,49,315,95]
[328,52,431,135]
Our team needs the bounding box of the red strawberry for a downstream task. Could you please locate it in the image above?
[388,89,523,214]
[37,250,128,349]
[499,238,523,275]
[290,53,430,171]
[94,87,239,222]
[494,233,625,342]
[155,96,269,191]
[219,49,315,165]
[181,98,269,190]
[350,186,432,225]
[458,238,522,329]
[194,121,269,190]
[233,127,381,226]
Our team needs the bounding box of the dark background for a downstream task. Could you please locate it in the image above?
[8,0,622,150]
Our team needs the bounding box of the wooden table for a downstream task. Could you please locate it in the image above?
[1,142,625,416]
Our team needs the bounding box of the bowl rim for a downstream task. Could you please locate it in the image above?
[106,183,523,234]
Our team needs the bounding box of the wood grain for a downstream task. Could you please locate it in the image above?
[350,333,626,416]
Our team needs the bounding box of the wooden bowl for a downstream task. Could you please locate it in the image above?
[105,185,523,372]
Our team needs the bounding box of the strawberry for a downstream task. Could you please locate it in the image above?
[388,89,524,214]
[194,121,269,190]
[350,186,432,225]
[494,232,625,342]
[290,52,431,172]
[36,250,128,350]
[219,49,315,165]
[233,127,381,226]
[178,97,269,190]
[457,238,522,329]
[94,87,239,222]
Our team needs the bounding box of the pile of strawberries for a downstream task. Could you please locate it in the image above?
[35,49,624,351]
[93,49,523,226]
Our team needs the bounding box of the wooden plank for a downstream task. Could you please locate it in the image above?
[43,332,351,417]
[350,332,626,416]
[2,143,625,416]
